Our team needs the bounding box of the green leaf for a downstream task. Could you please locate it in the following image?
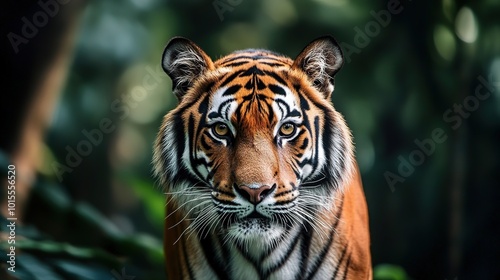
[117,233,164,264]
[128,178,165,230]
[1,239,121,267]
[12,254,63,280]
[373,264,408,280]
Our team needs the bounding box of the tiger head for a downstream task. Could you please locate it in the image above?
[154,36,354,247]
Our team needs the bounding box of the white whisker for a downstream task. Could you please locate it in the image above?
[166,195,211,220]
[168,200,212,229]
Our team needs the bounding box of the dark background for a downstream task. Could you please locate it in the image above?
[1,0,499,279]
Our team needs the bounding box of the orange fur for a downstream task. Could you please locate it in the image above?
[156,36,371,279]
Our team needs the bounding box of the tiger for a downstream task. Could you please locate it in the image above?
[153,35,371,280]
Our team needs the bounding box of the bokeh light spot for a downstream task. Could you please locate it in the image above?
[455,6,478,43]
[434,24,456,61]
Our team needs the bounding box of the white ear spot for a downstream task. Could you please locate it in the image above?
[292,36,344,99]
[161,37,214,100]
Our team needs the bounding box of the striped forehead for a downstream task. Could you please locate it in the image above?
[215,49,293,68]
[207,83,300,124]
[206,52,300,128]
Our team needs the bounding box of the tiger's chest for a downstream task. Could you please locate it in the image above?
[186,228,339,280]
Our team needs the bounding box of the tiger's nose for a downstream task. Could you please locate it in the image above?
[236,184,275,204]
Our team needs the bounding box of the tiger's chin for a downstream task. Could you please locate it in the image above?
[225,218,286,248]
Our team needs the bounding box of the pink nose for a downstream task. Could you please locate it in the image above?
[237,184,274,204]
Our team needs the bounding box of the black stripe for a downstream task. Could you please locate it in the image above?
[239,65,264,77]
[244,78,253,89]
[262,230,289,258]
[220,55,253,64]
[263,229,302,278]
[256,77,267,90]
[332,245,348,279]
[275,99,291,116]
[299,137,309,150]
[199,235,230,280]
[219,234,232,273]
[206,172,215,183]
[205,81,216,93]
[206,164,219,183]
[266,101,275,124]
[200,135,212,151]
[172,167,200,187]
[274,189,296,199]
[221,55,285,64]
[261,61,287,67]
[297,88,311,111]
[192,94,210,175]
[288,109,301,118]
[207,112,221,119]
[249,55,283,61]
[263,70,287,85]
[305,198,344,279]
[290,162,301,178]
[256,93,270,101]
[191,158,209,167]
[188,114,206,181]
[224,61,249,67]
[312,116,320,171]
[220,70,244,88]
[198,94,209,114]
[340,252,352,280]
[169,114,185,180]
[298,95,312,160]
[242,73,265,90]
[234,226,293,266]
[297,158,312,168]
[298,223,313,280]
[287,129,307,148]
[220,98,236,121]
[222,84,242,96]
[269,84,286,96]
[323,119,346,190]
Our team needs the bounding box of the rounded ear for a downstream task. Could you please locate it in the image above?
[162,37,214,100]
[292,35,344,99]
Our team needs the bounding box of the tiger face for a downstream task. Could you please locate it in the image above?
[154,36,354,248]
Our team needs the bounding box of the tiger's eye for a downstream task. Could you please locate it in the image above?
[279,123,295,136]
[213,123,229,137]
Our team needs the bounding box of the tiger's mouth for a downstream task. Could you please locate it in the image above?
[223,216,286,246]
[221,211,273,228]
[224,212,287,233]
[237,214,273,231]
[245,210,268,219]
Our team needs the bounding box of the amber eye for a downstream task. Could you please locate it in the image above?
[279,123,296,137]
[213,123,229,137]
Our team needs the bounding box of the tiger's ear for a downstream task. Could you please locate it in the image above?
[162,37,214,100]
[292,36,344,99]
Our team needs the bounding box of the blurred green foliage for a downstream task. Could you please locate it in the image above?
[1,166,164,279]
[374,264,409,280]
